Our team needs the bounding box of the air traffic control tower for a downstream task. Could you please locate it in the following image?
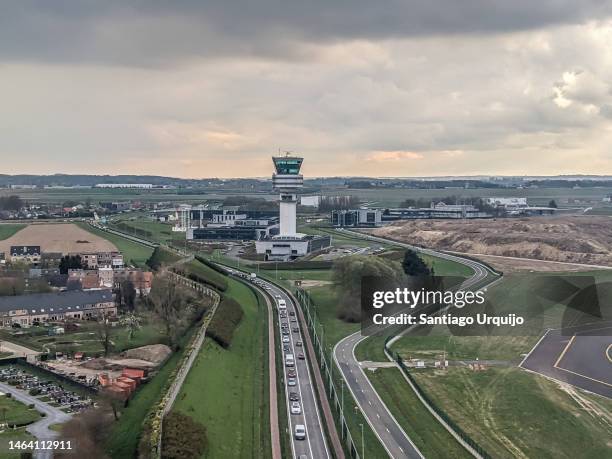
[256,154,330,261]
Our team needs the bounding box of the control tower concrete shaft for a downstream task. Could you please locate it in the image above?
[272,155,303,237]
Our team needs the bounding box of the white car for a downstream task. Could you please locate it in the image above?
[294,424,306,440]
[287,377,297,386]
[282,336,290,343]
[291,401,302,415]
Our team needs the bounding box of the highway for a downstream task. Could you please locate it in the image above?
[227,270,331,459]
[334,230,498,459]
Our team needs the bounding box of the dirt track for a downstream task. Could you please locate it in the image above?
[0,223,117,254]
[373,216,612,270]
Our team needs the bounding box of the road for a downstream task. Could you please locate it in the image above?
[334,230,498,459]
[258,278,330,459]
[0,381,71,459]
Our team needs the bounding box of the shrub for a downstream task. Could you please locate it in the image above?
[206,297,243,348]
[28,388,41,396]
[161,412,207,459]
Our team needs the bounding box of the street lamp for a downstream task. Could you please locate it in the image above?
[359,423,365,459]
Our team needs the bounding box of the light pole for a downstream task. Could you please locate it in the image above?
[360,423,365,459]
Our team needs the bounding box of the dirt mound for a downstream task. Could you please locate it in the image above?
[373,216,612,268]
[123,344,172,364]
[81,358,123,371]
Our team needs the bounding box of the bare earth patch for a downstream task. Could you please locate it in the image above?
[373,216,612,271]
[0,223,117,254]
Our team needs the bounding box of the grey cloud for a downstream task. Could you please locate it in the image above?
[1,1,612,65]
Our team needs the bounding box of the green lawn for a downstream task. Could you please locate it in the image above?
[110,218,185,246]
[105,327,196,458]
[0,395,42,426]
[0,427,37,459]
[1,321,168,356]
[412,367,612,459]
[366,368,471,459]
[173,277,270,459]
[77,222,154,268]
[0,224,25,241]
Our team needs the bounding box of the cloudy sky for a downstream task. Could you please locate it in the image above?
[2,1,612,178]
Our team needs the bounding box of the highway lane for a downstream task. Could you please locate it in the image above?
[224,270,330,459]
[334,229,498,459]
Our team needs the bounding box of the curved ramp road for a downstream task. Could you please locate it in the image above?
[334,230,497,459]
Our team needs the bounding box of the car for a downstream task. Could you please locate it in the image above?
[292,327,299,333]
[289,392,299,401]
[287,377,297,386]
[275,295,282,300]
[298,353,305,360]
[287,369,296,377]
[294,424,306,440]
[289,311,295,316]
[296,341,303,347]
[282,330,289,336]
[290,318,297,322]
[291,401,302,415]
[282,336,290,343]
[283,344,290,352]
[298,455,308,459]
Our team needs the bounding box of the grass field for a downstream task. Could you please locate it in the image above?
[0,321,168,355]
[77,222,153,267]
[105,326,196,458]
[110,218,185,246]
[0,224,25,241]
[411,367,612,458]
[173,277,270,459]
[366,368,471,459]
[0,427,37,459]
[0,395,42,426]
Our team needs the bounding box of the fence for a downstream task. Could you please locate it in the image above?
[150,274,221,459]
[384,336,491,459]
[295,288,361,459]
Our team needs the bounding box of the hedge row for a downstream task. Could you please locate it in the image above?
[174,259,228,292]
[206,297,244,348]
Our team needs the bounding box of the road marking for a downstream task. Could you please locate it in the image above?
[554,335,576,368]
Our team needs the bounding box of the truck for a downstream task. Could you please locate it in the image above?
[285,353,295,367]
[277,299,287,310]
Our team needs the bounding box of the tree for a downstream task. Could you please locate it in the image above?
[548,199,558,208]
[96,316,114,357]
[59,255,83,274]
[331,255,405,322]
[120,312,141,341]
[401,250,431,277]
[148,272,194,347]
[119,280,137,312]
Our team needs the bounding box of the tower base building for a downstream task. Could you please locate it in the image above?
[255,155,330,261]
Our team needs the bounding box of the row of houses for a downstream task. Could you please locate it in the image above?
[0,289,116,327]
[67,268,153,294]
[1,246,124,269]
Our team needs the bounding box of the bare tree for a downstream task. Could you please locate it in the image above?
[148,271,192,347]
[96,315,113,356]
[120,312,141,341]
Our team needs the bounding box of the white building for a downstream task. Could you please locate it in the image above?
[95,183,154,189]
[256,155,330,260]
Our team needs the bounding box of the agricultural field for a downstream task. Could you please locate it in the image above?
[0,224,25,241]
[0,223,117,255]
[77,222,153,267]
[411,366,612,458]
[173,277,270,459]
[109,217,185,246]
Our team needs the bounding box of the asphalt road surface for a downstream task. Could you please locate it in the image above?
[223,269,331,459]
[334,230,497,459]
[0,381,71,459]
